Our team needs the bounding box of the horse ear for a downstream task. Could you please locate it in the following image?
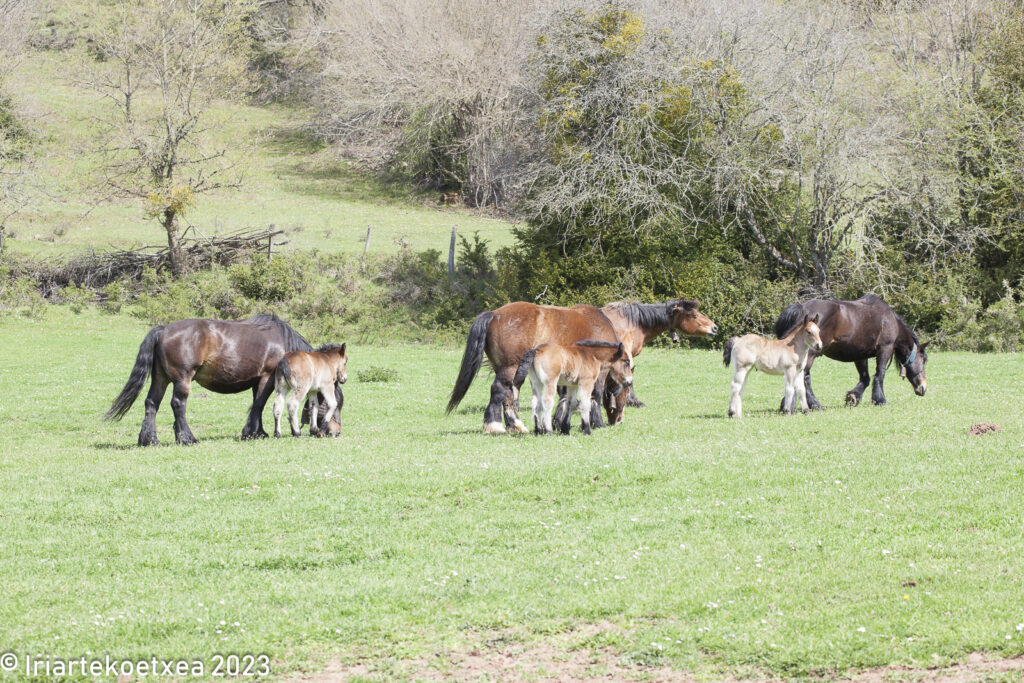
[614,343,625,360]
[810,313,819,324]
[339,343,346,355]
[919,341,929,350]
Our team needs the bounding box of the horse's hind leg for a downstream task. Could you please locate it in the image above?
[272,388,286,438]
[170,378,198,445]
[484,374,508,435]
[498,367,527,434]
[845,360,871,407]
[138,368,168,447]
[729,363,750,418]
[577,386,593,435]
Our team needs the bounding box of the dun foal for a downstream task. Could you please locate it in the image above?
[723,315,822,418]
[273,343,348,437]
[514,340,633,435]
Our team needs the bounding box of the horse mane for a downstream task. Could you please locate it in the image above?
[316,343,345,353]
[894,313,920,347]
[243,313,312,352]
[604,300,677,329]
[858,294,882,305]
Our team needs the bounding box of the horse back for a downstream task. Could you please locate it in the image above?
[486,302,617,369]
[805,297,898,361]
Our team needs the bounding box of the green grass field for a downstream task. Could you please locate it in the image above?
[4,49,514,260]
[1,308,1022,680]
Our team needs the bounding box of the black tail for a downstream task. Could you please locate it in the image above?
[105,325,164,420]
[774,302,805,338]
[446,311,494,414]
[723,337,735,367]
[513,348,538,390]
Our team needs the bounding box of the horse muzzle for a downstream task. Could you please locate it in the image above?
[914,382,926,396]
[708,324,719,337]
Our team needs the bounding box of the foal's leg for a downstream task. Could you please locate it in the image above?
[170,376,198,445]
[871,348,892,405]
[844,360,871,407]
[272,386,287,438]
[589,371,607,429]
[320,389,339,437]
[728,363,750,418]
[542,383,558,434]
[286,391,303,437]
[577,385,593,435]
[138,368,168,447]
[782,368,798,415]
[796,370,809,412]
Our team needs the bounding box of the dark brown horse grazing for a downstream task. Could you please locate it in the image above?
[599,299,719,422]
[773,295,928,409]
[446,302,620,434]
[105,314,341,445]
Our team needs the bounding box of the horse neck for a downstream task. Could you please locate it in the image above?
[784,328,812,359]
[894,320,916,357]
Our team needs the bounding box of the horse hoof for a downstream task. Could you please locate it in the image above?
[845,392,860,407]
[177,435,198,446]
[483,422,506,435]
[509,420,528,434]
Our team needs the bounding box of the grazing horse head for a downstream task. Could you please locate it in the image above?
[606,342,634,391]
[669,299,718,340]
[898,340,929,396]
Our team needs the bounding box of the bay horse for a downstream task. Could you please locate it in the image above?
[105,314,342,445]
[273,343,347,438]
[599,299,719,422]
[446,302,620,434]
[773,295,928,408]
[723,314,823,418]
[513,340,633,435]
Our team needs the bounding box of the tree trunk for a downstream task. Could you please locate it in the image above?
[163,210,184,277]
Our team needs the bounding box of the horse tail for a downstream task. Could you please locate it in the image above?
[105,325,164,420]
[774,302,805,338]
[723,337,736,367]
[276,355,293,389]
[446,311,494,414]
[513,348,538,390]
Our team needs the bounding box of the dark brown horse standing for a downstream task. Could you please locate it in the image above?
[599,299,719,422]
[773,295,928,409]
[106,314,341,445]
[446,302,620,434]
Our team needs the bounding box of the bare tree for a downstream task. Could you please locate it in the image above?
[82,0,254,276]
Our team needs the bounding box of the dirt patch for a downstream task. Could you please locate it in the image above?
[286,630,1024,683]
[968,423,1003,435]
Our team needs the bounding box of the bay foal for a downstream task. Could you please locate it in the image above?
[273,344,348,437]
[723,315,822,418]
[514,340,633,435]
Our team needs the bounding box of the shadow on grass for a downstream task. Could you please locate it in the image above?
[92,435,247,450]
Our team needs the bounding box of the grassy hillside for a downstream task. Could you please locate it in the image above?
[3,45,515,259]
[0,309,1022,679]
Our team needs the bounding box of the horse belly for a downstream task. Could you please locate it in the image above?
[194,362,261,394]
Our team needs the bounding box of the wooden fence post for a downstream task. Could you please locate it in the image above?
[448,226,457,276]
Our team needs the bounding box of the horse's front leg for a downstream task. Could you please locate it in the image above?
[320,390,339,437]
[554,385,571,434]
[589,371,607,429]
[138,368,168,447]
[170,376,199,445]
[729,363,750,418]
[871,349,892,405]
[242,376,273,440]
[803,354,823,410]
[845,360,871,407]
[625,385,645,408]
[541,382,558,434]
